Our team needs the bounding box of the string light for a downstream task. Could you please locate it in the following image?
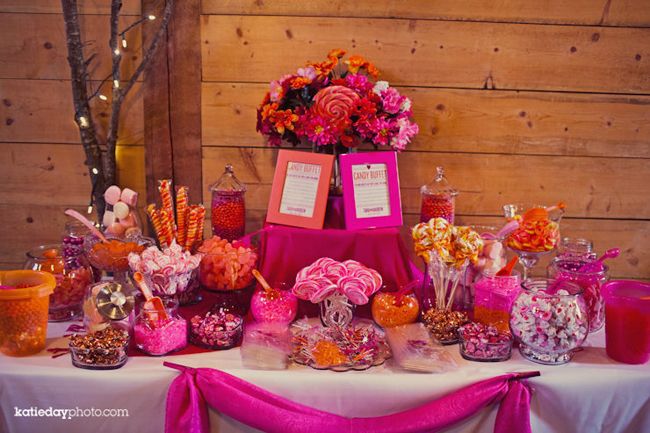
[91,167,99,175]
[148,15,156,20]
[78,116,89,128]
[87,205,94,215]
[98,94,108,101]
[113,79,120,88]
[114,48,121,56]
[121,38,128,48]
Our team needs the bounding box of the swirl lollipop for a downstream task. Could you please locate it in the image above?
[312,85,360,127]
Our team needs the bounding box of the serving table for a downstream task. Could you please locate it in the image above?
[1,321,648,433]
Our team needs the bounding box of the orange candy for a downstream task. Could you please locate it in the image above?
[312,340,347,367]
[371,292,419,328]
[89,240,145,272]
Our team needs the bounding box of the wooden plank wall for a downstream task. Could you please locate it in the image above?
[199,1,650,279]
[0,0,145,268]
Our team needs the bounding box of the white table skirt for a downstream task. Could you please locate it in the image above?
[1,322,648,433]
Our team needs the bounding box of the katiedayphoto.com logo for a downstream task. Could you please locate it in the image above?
[14,406,129,420]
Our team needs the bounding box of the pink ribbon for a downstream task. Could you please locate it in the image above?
[164,362,538,433]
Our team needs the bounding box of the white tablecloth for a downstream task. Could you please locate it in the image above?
[0,322,648,433]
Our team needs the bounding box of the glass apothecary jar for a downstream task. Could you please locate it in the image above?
[510,278,589,365]
[134,298,187,356]
[25,244,93,322]
[419,166,458,224]
[548,259,607,333]
[209,164,246,242]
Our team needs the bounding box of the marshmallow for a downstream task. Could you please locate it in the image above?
[120,188,139,207]
[113,201,130,219]
[102,210,116,228]
[104,185,122,206]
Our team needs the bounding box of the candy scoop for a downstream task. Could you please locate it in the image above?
[64,209,108,243]
[522,201,566,221]
[578,248,620,273]
[481,220,520,241]
[133,271,169,324]
[496,256,519,277]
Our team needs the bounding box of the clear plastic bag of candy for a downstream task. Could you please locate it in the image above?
[384,323,457,373]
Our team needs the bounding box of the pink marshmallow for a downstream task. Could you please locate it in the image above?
[104,185,122,206]
[120,188,139,207]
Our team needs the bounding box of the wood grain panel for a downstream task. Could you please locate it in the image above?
[202,147,650,219]
[0,0,140,15]
[0,143,144,206]
[201,15,650,94]
[0,79,143,145]
[202,82,650,158]
[202,0,650,27]
[0,13,142,80]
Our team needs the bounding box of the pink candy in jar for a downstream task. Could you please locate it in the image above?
[251,286,298,324]
[134,299,187,356]
[458,322,513,362]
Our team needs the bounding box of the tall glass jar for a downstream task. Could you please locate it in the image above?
[62,220,90,269]
[556,237,597,261]
[510,278,589,365]
[209,164,246,241]
[473,271,521,333]
[25,244,94,322]
[419,166,458,224]
[134,297,187,356]
[548,259,607,332]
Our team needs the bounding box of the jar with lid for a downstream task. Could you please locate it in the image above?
[548,259,607,332]
[24,244,94,322]
[556,237,597,261]
[62,220,90,269]
[209,164,246,241]
[510,278,589,365]
[134,297,187,355]
[419,166,458,224]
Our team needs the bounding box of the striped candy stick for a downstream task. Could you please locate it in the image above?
[175,186,189,246]
[158,179,175,231]
[184,206,200,252]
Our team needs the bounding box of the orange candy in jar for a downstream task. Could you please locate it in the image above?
[209,164,246,242]
[371,291,419,328]
[507,218,560,253]
[86,238,148,273]
[24,245,94,322]
[0,271,55,356]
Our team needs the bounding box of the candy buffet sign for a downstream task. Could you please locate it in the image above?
[267,150,334,229]
[340,151,403,230]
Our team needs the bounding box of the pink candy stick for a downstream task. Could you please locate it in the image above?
[104,185,122,206]
[64,209,107,243]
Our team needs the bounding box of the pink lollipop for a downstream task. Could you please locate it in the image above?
[323,261,348,283]
[338,276,369,305]
[292,279,322,301]
[310,280,338,303]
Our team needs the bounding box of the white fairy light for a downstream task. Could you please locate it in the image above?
[147,15,156,20]
[98,94,108,101]
[78,116,89,128]
[113,80,120,88]
[121,38,128,49]
[114,48,121,56]
[87,205,94,214]
[91,167,99,175]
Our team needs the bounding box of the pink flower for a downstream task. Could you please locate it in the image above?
[298,114,339,146]
[389,117,419,151]
[344,73,373,94]
[370,117,395,146]
[297,66,317,81]
[380,87,405,114]
[269,74,292,102]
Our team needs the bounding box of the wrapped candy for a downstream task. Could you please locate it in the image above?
[128,241,202,296]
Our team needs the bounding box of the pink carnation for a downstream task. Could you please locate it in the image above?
[390,117,419,151]
[345,73,373,94]
[380,87,405,114]
[370,117,396,147]
[298,114,339,146]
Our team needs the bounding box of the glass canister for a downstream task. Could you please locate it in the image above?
[419,166,458,224]
[548,259,607,332]
[473,271,521,333]
[62,220,90,269]
[556,237,597,261]
[250,283,298,325]
[510,278,589,365]
[25,244,94,322]
[209,164,246,242]
[134,297,187,356]
[83,281,135,334]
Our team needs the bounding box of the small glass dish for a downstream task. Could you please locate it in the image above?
[458,332,512,362]
[69,328,130,370]
[84,234,153,273]
[189,310,243,350]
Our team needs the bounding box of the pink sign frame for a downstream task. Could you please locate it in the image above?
[266,149,335,229]
[340,151,403,230]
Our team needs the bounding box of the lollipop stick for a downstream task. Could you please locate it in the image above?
[252,269,273,293]
[64,209,108,243]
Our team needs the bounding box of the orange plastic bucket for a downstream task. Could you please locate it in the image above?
[0,270,56,356]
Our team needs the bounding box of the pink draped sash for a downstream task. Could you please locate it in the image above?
[164,362,538,433]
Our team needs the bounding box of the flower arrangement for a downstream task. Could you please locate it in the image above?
[256,49,419,152]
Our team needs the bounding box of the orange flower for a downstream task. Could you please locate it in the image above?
[366,62,380,79]
[327,48,347,61]
[289,76,312,89]
[310,59,337,78]
[260,102,279,121]
[345,55,368,74]
[270,109,299,134]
